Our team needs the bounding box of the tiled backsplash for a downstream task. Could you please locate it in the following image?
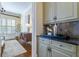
[44,21,79,38]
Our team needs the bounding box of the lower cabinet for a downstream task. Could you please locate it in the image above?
[38,43,50,57]
[51,49,70,57]
[37,37,77,57]
[37,37,51,57]
[51,40,76,57]
[51,45,76,57]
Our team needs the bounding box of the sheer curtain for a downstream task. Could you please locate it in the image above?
[0,14,20,40]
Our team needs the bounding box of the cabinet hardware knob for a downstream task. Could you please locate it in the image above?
[48,48,51,52]
[59,45,63,47]
[53,16,57,20]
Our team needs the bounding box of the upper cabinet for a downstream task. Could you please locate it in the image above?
[43,2,78,24]
[43,2,56,23]
[56,2,77,21]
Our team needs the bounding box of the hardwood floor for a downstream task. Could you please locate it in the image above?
[15,33,32,57]
[16,40,32,57]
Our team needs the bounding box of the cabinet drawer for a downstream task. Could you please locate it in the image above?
[51,40,76,52]
[39,37,51,44]
[51,45,76,57]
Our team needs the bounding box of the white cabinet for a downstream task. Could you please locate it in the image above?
[51,40,76,57]
[51,49,70,57]
[37,37,77,57]
[43,2,78,24]
[76,46,79,56]
[37,37,51,57]
[56,2,77,21]
[38,37,51,45]
[38,43,49,57]
[43,2,56,23]
[51,40,76,53]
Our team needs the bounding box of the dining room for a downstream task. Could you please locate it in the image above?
[0,2,32,57]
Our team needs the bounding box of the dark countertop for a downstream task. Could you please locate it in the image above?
[38,35,79,45]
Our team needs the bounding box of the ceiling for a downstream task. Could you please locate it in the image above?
[1,2,32,14]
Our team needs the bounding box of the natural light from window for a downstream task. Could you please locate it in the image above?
[0,17,16,35]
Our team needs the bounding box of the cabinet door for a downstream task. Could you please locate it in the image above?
[38,43,49,57]
[44,2,56,23]
[56,2,77,21]
[51,49,70,57]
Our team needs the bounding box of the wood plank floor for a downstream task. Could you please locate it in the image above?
[16,40,32,57]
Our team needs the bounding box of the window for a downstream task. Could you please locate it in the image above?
[0,18,16,34]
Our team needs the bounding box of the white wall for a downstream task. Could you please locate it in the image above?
[0,3,2,9]
[32,2,43,57]
[21,4,32,33]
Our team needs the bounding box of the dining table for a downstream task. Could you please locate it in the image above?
[0,39,27,57]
